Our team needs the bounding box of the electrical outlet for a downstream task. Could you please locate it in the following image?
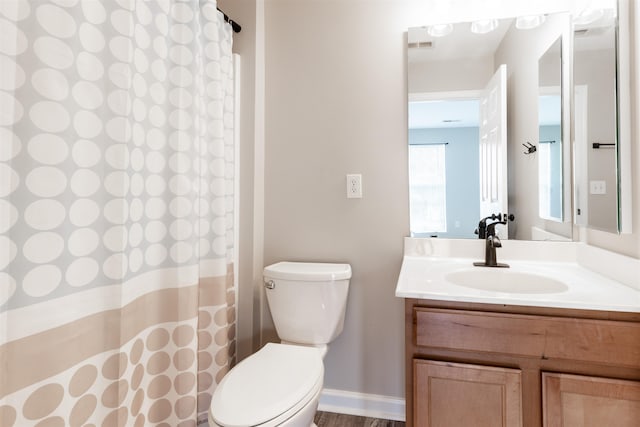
[346,174,362,198]
[589,180,606,195]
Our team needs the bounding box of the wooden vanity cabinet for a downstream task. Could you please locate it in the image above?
[405,299,640,427]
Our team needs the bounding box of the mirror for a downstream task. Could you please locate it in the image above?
[538,38,563,222]
[572,0,631,233]
[408,13,572,241]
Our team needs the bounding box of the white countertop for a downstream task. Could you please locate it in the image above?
[395,238,640,313]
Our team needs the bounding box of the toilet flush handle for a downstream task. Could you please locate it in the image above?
[264,280,275,290]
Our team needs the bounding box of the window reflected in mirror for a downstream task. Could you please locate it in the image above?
[408,143,448,236]
[408,99,480,238]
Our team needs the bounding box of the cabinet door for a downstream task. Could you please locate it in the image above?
[414,359,522,427]
[543,373,640,427]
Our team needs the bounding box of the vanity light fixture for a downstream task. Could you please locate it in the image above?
[470,19,499,34]
[516,14,546,30]
[427,23,453,37]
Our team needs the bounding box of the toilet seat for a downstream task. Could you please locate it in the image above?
[210,343,324,427]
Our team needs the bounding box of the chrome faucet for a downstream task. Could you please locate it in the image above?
[474,220,510,268]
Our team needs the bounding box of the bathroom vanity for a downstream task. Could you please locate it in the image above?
[396,239,640,427]
[404,299,640,427]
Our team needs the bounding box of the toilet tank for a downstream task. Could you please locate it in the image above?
[263,262,351,346]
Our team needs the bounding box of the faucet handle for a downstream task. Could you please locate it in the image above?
[486,220,507,237]
[476,213,502,239]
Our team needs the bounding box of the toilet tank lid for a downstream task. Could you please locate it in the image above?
[264,262,352,281]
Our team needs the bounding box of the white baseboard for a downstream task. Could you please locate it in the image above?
[317,388,406,422]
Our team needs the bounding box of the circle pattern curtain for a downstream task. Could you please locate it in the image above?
[0,0,236,426]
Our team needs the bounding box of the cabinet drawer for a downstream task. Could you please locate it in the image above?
[414,308,640,367]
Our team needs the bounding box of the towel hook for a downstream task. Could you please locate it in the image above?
[522,142,536,154]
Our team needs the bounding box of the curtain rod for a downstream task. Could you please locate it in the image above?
[217,7,241,33]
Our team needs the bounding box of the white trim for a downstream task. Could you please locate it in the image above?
[573,85,589,227]
[254,0,267,349]
[617,0,632,233]
[409,89,482,102]
[539,85,561,96]
[233,52,241,327]
[318,388,406,422]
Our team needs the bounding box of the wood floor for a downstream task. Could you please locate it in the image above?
[314,411,405,427]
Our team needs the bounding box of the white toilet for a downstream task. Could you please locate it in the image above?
[209,261,352,427]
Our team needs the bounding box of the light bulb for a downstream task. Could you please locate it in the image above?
[516,15,546,30]
[428,23,453,37]
[470,19,499,34]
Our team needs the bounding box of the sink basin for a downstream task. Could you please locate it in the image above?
[445,269,569,294]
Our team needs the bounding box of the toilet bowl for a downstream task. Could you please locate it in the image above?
[209,343,324,427]
[209,262,351,427]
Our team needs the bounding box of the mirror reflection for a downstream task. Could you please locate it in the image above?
[408,13,572,241]
[538,38,563,222]
[408,99,481,238]
[572,2,619,232]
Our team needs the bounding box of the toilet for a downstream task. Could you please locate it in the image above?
[209,261,352,427]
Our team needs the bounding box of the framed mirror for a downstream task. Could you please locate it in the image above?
[407,13,572,241]
[572,0,632,233]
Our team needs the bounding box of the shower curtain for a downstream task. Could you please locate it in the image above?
[0,1,236,426]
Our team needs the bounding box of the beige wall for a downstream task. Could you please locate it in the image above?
[230,0,639,401]
[263,1,409,397]
[575,49,618,232]
[408,57,495,93]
